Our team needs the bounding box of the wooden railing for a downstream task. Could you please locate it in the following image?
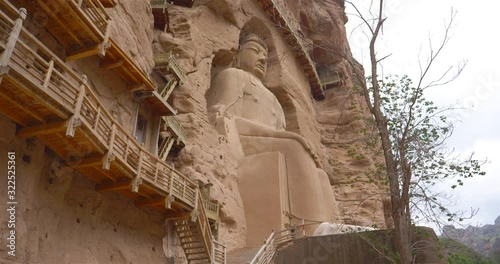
[159,78,178,101]
[195,191,215,262]
[0,7,198,209]
[212,239,227,264]
[249,227,296,264]
[202,199,220,223]
[319,70,341,87]
[78,80,197,207]
[154,51,186,84]
[162,115,187,143]
[72,0,111,36]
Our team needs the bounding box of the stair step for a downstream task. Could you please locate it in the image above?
[187,255,209,261]
[185,246,207,251]
[185,248,207,253]
[182,243,204,248]
[179,234,201,239]
[175,225,197,230]
[186,251,208,256]
[182,241,203,246]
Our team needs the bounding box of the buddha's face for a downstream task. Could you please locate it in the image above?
[235,40,268,80]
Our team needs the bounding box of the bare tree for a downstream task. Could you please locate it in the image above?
[346,1,485,263]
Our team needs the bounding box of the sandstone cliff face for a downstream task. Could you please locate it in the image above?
[0,116,167,263]
[156,0,392,249]
[0,0,391,263]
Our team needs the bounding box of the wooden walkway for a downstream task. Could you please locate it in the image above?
[0,2,224,262]
[0,0,204,216]
[256,0,325,100]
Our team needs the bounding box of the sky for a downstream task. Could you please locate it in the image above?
[345,0,500,228]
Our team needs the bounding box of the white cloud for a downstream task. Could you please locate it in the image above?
[346,0,500,226]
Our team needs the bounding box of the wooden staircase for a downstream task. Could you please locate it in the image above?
[173,195,226,264]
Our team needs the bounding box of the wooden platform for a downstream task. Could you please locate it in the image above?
[14,0,111,59]
[0,3,224,261]
[101,39,155,91]
[0,6,197,215]
[256,0,325,100]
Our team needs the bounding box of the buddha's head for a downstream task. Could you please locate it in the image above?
[234,33,268,80]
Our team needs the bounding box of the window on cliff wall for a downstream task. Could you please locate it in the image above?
[135,114,148,144]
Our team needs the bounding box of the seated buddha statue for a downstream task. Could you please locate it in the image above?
[206,33,338,243]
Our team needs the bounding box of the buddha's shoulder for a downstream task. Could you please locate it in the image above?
[216,67,250,79]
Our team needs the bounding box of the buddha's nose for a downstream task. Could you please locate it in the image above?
[258,54,267,64]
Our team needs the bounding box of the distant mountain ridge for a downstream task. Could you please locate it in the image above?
[442,215,500,262]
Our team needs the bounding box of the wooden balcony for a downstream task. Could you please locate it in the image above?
[256,0,325,100]
[158,115,186,161]
[13,0,112,60]
[0,7,197,214]
[154,51,187,85]
[203,199,220,224]
[7,0,155,92]
[101,39,155,91]
[319,69,341,89]
[140,78,178,116]
[162,115,187,143]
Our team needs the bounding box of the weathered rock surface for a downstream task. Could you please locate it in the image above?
[0,115,167,263]
[0,0,393,262]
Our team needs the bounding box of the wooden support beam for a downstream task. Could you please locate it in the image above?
[166,194,175,209]
[0,91,46,124]
[16,120,68,138]
[102,152,115,170]
[131,175,143,193]
[70,155,104,169]
[134,197,167,208]
[128,83,146,91]
[96,180,131,192]
[66,45,101,61]
[98,21,112,57]
[100,59,123,70]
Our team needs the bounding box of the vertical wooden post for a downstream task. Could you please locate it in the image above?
[66,75,87,137]
[42,59,54,88]
[132,150,144,193]
[223,243,227,264]
[153,161,159,183]
[93,106,101,129]
[166,168,174,209]
[102,123,116,170]
[99,20,112,57]
[0,8,26,67]
[193,187,199,212]
[211,237,215,264]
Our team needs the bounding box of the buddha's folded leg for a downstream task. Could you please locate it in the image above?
[239,136,336,234]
